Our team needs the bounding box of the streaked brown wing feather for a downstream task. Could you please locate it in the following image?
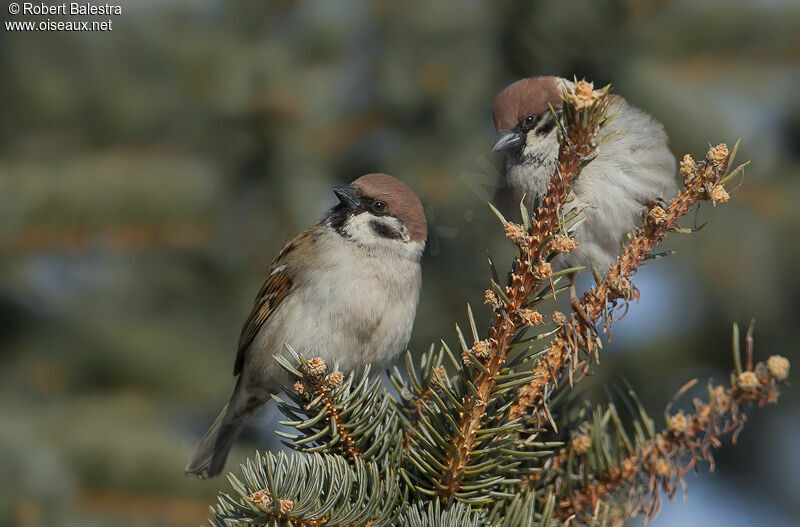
[233,229,314,376]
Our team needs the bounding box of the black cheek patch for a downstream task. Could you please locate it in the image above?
[370,220,403,240]
[535,116,557,137]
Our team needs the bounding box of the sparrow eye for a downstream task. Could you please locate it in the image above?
[372,201,388,213]
[523,114,536,127]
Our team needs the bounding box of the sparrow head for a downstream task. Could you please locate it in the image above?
[492,76,564,159]
[326,173,427,259]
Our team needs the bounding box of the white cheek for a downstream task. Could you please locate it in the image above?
[342,213,422,260]
[523,129,558,157]
[343,214,409,244]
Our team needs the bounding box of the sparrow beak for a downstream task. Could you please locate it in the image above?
[332,185,360,210]
[492,131,523,152]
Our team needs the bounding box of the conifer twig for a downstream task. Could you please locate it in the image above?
[291,358,360,460]
[556,355,789,522]
[437,81,611,499]
[510,142,743,422]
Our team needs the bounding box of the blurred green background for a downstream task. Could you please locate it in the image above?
[1,0,799,525]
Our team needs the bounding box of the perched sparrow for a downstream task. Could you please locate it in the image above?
[185,173,427,479]
[492,76,677,272]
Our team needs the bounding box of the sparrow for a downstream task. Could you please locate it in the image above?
[491,76,677,273]
[185,173,427,479]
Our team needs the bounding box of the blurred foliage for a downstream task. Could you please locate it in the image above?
[1,1,798,525]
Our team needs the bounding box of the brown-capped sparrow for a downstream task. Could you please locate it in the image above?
[185,173,427,479]
[492,76,677,273]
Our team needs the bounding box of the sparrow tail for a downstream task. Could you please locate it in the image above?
[185,401,249,480]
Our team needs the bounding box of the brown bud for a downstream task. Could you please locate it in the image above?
[653,458,673,477]
[518,308,544,326]
[680,154,697,184]
[305,357,327,378]
[249,489,272,507]
[737,371,760,392]
[572,434,592,455]
[766,355,790,381]
[668,412,689,435]
[326,371,344,388]
[570,80,599,110]
[706,143,729,169]
[484,289,501,309]
[647,206,668,226]
[533,260,552,280]
[504,222,530,246]
[709,185,729,205]
[551,234,579,253]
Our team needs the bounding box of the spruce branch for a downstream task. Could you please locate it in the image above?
[432,80,612,501]
[277,354,361,460]
[274,352,404,469]
[211,452,400,527]
[398,499,486,527]
[510,141,748,423]
[551,352,789,524]
[389,346,449,451]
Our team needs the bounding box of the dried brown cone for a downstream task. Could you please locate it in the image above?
[551,234,580,253]
[326,371,344,389]
[484,289,501,310]
[505,222,531,246]
[304,357,328,378]
[246,490,297,522]
[249,489,273,508]
[767,355,790,381]
[519,308,545,327]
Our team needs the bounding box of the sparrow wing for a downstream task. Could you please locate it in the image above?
[233,228,314,376]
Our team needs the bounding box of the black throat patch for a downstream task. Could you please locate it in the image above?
[324,204,352,237]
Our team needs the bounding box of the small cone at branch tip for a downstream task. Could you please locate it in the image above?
[766,355,790,381]
[279,499,294,514]
[709,185,729,205]
[668,412,689,435]
[294,381,311,395]
[533,260,552,279]
[568,80,601,109]
[484,289,500,309]
[305,357,327,378]
[571,434,592,455]
[552,311,567,326]
[737,371,761,392]
[710,385,726,402]
[518,308,544,326]
[326,371,344,388]
[463,339,495,364]
[249,489,273,507]
[647,206,668,226]
[504,222,530,246]
[653,457,673,477]
[551,234,579,253]
[680,153,697,182]
[706,143,729,168]
[472,339,493,358]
